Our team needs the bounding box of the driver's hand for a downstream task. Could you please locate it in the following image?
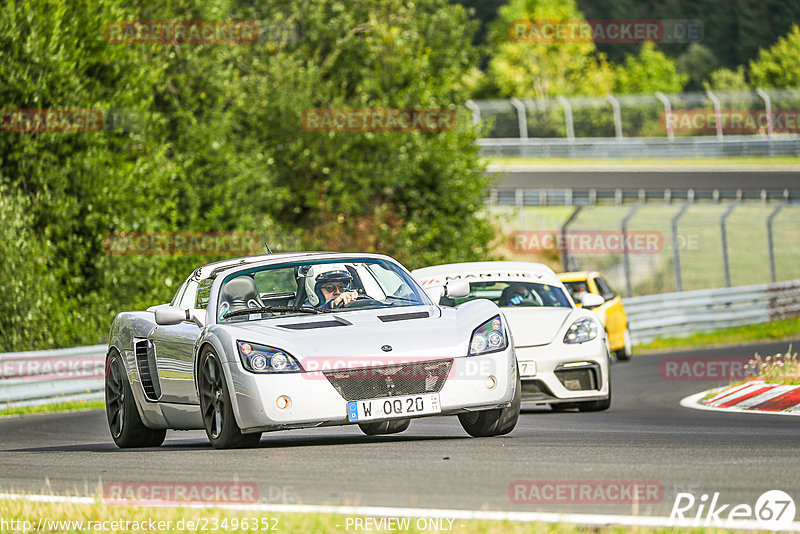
[333,290,359,307]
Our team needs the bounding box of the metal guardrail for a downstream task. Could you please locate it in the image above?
[478,135,800,158]
[490,188,797,206]
[625,279,800,344]
[1,280,799,407]
[0,345,106,407]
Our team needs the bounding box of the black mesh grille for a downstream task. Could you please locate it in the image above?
[135,340,160,401]
[323,359,452,401]
[554,365,599,391]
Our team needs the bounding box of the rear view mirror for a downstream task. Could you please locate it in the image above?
[444,279,470,299]
[580,293,605,309]
[155,306,189,325]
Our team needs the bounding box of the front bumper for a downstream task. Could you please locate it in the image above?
[515,339,609,404]
[225,347,517,433]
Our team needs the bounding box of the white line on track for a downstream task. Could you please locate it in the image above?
[3,492,800,531]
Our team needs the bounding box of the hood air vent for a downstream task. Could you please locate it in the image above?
[378,311,430,322]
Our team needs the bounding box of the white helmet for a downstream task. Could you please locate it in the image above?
[304,263,353,306]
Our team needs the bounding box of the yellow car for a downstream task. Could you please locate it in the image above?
[558,271,631,360]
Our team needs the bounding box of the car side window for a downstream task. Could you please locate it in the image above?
[171,281,188,306]
[195,279,214,309]
[594,277,616,301]
[178,281,198,309]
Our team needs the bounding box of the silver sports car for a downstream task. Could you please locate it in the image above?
[105,252,520,448]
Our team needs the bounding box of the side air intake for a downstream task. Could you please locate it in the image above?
[134,340,162,401]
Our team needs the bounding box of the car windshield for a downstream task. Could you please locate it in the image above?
[562,280,591,302]
[217,258,429,322]
[444,281,572,308]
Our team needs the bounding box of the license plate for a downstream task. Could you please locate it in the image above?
[347,393,441,422]
[519,361,536,376]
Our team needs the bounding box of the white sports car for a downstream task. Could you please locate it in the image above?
[106,252,520,449]
[412,261,610,411]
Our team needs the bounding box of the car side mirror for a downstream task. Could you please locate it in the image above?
[580,293,605,309]
[155,307,207,327]
[444,279,470,299]
[155,306,188,325]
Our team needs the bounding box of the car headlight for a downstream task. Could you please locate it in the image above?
[563,317,600,344]
[237,341,303,374]
[469,315,508,356]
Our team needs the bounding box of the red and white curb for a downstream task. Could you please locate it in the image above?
[681,380,800,416]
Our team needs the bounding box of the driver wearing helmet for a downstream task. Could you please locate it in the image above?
[304,264,359,309]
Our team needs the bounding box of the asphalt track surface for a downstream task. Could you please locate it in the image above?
[487,166,800,191]
[2,339,800,517]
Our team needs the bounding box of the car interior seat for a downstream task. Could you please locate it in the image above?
[219,276,265,317]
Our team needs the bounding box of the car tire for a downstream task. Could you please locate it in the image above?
[198,348,262,449]
[614,327,632,361]
[458,369,521,437]
[105,350,166,448]
[358,418,410,436]
[577,379,611,412]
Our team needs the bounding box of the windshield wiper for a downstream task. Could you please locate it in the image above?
[222,306,332,319]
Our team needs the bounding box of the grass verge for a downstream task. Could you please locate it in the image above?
[635,316,800,354]
[0,496,750,533]
[0,399,104,417]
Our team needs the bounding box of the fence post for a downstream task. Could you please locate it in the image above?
[672,203,692,291]
[720,201,739,287]
[755,88,774,137]
[606,94,623,139]
[767,203,785,283]
[655,92,674,141]
[622,203,643,297]
[705,90,723,140]
[465,100,481,127]
[557,96,575,140]
[510,97,528,140]
[560,206,582,272]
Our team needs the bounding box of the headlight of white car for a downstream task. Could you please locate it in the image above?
[237,341,303,373]
[469,315,508,356]
[563,317,600,344]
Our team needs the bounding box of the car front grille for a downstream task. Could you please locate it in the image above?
[323,359,452,401]
[554,364,600,391]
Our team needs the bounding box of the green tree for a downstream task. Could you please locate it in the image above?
[703,66,749,92]
[486,0,615,98]
[677,44,720,91]
[614,42,687,94]
[749,24,800,88]
[0,0,497,348]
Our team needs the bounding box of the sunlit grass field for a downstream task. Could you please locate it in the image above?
[487,204,800,295]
